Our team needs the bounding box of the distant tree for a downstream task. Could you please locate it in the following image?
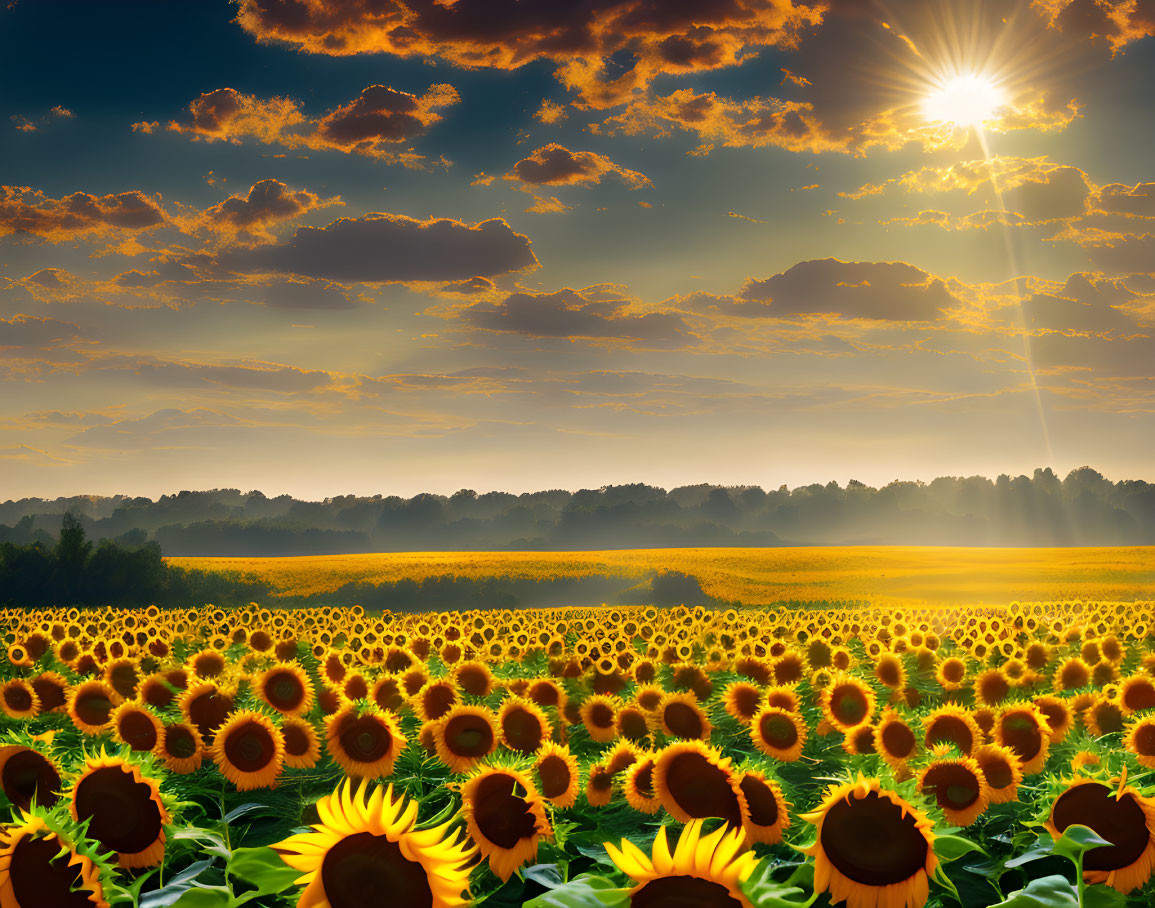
[54,512,92,602]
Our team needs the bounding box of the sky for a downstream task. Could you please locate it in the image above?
[1,0,1153,499]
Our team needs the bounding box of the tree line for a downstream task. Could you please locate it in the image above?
[1,467,1152,556]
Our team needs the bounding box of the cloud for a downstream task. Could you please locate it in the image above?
[205,213,538,283]
[152,83,458,167]
[506,144,651,189]
[197,178,341,241]
[452,285,690,341]
[1032,0,1155,52]
[11,106,73,133]
[0,186,168,242]
[232,0,822,109]
[721,260,965,321]
[534,100,568,125]
[0,315,85,350]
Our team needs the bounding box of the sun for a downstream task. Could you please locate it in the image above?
[921,74,1006,126]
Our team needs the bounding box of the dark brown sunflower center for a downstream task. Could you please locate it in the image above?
[165,726,198,759]
[1125,682,1155,713]
[942,660,966,683]
[503,708,543,754]
[340,716,393,763]
[830,685,868,726]
[4,684,33,712]
[374,681,403,712]
[926,715,973,754]
[760,713,798,750]
[267,672,305,711]
[633,762,655,799]
[224,721,276,772]
[775,657,804,685]
[1037,702,1066,733]
[1060,662,1089,689]
[820,790,929,887]
[10,835,97,908]
[196,653,225,677]
[473,773,538,849]
[980,674,1009,704]
[319,831,433,908]
[979,755,1014,790]
[74,766,163,855]
[739,775,779,828]
[664,703,704,739]
[589,767,613,792]
[882,722,916,759]
[457,668,488,697]
[529,683,559,707]
[632,875,742,908]
[110,664,138,698]
[32,678,66,711]
[637,690,662,711]
[923,764,980,811]
[75,689,113,727]
[1052,783,1150,871]
[422,684,456,721]
[878,659,902,687]
[119,711,158,752]
[730,686,760,718]
[1092,702,1125,734]
[444,715,494,757]
[537,756,572,800]
[346,676,369,701]
[588,702,615,729]
[1000,713,1043,763]
[188,690,233,744]
[662,752,741,826]
[618,709,648,741]
[143,681,175,709]
[283,723,311,757]
[2,749,61,810]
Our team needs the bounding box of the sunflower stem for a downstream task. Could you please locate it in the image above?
[1075,852,1086,908]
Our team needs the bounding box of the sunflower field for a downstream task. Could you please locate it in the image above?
[2,600,1155,908]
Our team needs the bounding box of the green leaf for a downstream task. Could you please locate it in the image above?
[139,859,215,908]
[1052,825,1112,864]
[169,889,231,908]
[524,864,566,889]
[1005,835,1058,868]
[223,802,274,824]
[522,874,630,908]
[1082,884,1126,908]
[740,860,815,908]
[934,834,987,863]
[989,875,1079,908]
[228,845,300,897]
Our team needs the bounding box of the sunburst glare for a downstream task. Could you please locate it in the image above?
[922,73,1006,126]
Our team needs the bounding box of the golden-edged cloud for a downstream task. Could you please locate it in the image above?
[197,179,341,242]
[233,0,822,109]
[506,144,651,189]
[0,186,168,242]
[147,83,458,167]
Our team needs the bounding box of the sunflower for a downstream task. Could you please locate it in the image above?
[66,680,121,736]
[461,766,550,882]
[453,661,494,698]
[273,778,474,908]
[187,648,228,681]
[875,710,918,770]
[526,679,565,712]
[103,657,139,701]
[654,692,712,741]
[0,745,61,811]
[738,769,791,845]
[281,716,322,770]
[157,723,203,774]
[750,706,806,762]
[623,754,661,814]
[533,742,579,809]
[803,775,937,908]
[69,753,169,868]
[498,698,551,755]
[993,704,1051,774]
[820,676,876,732]
[256,663,314,717]
[414,680,460,724]
[326,704,407,779]
[29,672,68,715]
[178,681,234,745]
[585,763,615,807]
[571,695,615,742]
[1045,778,1155,893]
[0,815,108,908]
[1083,696,1126,737]
[875,653,907,690]
[633,685,665,712]
[934,656,968,691]
[973,668,1011,708]
[1054,656,1092,692]
[653,740,746,828]
[843,723,877,756]
[721,681,764,725]
[111,702,163,754]
[918,756,990,827]
[432,705,498,774]
[606,820,759,908]
[1033,695,1073,743]
[615,705,650,743]
[974,743,1022,804]
[0,680,39,721]
[212,711,285,791]
[922,704,981,756]
[764,685,801,713]
[1120,675,1155,714]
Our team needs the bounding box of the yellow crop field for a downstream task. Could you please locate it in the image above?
[168,544,1155,605]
